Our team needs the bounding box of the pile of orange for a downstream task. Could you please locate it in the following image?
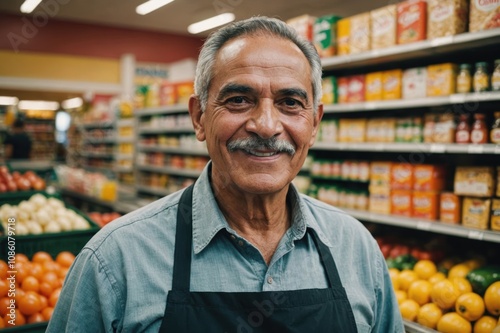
[0,251,75,328]
[393,259,500,333]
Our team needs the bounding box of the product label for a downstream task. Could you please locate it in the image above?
[491,128,500,142]
[399,10,420,27]
[456,130,470,142]
[475,0,500,12]
[492,77,500,91]
[442,199,457,210]
[430,4,453,22]
[373,17,393,36]
[471,129,485,142]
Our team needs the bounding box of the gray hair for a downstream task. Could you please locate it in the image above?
[194,16,323,114]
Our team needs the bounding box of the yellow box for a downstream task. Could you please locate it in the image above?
[462,197,491,230]
[427,63,457,97]
[369,186,392,214]
[349,13,371,54]
[370,5,397,50]
[338,119,367,143]
[337,18,350,55]
[370,162,393,187]
[365,72,384,101]
[382,69,402,100]
[491,199,500,231]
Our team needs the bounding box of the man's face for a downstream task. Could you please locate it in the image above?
[190,34,323,195]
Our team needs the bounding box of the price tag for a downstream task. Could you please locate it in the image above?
[374,144,385,151]
[468,230,484,240]
[417,221,432,231]
[450,94,466,104]
[365,102,376,110]
[430,144,446,153]
[430,35,453,47]
[468,145,484,154]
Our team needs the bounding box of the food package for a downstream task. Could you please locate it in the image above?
[397,0,428,44]
[492,199,500,231]
[321,76,338,105]
[403,67,427,99]
[370,5,397,49]
[432,113,456,143]
[337,18,350,55]
[347,75,366,103]
[382,69,403,100]
[337,77,350,104]
[391,163,414,190]
[391,189,413,216]
[370,162,393,187]
[369,186,392,214]
[427,63,457,97]
[160,82,177,106]
[367,118,397,142]
[338,119,366,143]
[454,166,495,197]
[365,72,384,101]
[314,15,342,58]
[412,191,440,220]
[462,197,491,230]
[319,119,338,143]
[497,166,500,197]
[349,13,371,54]
[175,81,194,105]
[440,192,462,224]
[427,0,469,39]
[287,15,317,42]
[413,164,446,191]
[469,0,500,32]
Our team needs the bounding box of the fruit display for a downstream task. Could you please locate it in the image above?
[0,166,46,193]
[0,194,92,235]
[0,251,75,328]
[87,211,122,227]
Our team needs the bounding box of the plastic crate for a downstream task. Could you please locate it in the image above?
[0,322,47,333]
[0,192,100,260]
[0,190,54,206]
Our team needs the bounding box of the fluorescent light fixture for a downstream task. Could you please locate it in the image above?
[188,13,235,34]
[0,96,19,106]
[136,0,174,15]
[61,97,83,110]
[18,100,59,111]
[20,0,43,13]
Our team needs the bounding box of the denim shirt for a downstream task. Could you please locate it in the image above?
[47,163,404,333]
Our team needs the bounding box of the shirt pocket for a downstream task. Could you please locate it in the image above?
[356,321,371,333]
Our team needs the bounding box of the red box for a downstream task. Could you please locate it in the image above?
[397,0,427,44]
[347,75,366,103]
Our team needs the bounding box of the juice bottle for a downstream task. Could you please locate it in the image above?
[456,64,472,93]
[455,114,471,144]
[490,112,500,144]
[470,113,488,144]
[473,62,490,93]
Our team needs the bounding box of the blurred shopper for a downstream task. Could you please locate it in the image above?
[4,118,32,160]
[48,16,404,332]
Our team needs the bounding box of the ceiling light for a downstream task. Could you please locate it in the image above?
[61,97,83,110]
[188,13,235,34]
[20,0,43,14]
[0,96,19,106]
[136,0,174,15]
[18,100,59,111]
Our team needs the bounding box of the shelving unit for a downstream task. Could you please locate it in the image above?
[24,117,56,161]
[77,121,116,177]
[115,118,136,184]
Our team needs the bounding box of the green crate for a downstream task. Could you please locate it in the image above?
[0,322,47,333]
[0,190,55,206]
[0,192,100,260]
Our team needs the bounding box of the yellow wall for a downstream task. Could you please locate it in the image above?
[0,50,120,83]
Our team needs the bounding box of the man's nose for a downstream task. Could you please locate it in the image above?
[245,99,284,139]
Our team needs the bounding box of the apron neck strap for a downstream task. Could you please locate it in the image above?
[310,229,341,288]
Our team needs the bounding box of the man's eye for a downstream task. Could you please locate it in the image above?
[283,99,302,107]
[227,96,245,104]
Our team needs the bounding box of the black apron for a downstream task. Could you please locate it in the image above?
[159,185,358,332]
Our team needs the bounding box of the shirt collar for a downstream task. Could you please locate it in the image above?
[191,162,333,254]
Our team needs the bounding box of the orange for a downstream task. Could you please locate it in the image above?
[417,303,442,329]
[27,312,46,323]
[42,271,61,289]
[451,277,473,296]
[399,299,420,321]
[492,326,500,333]
[14,253,29,263]
[21,276,40,293]
[437,312,472,333]
[49,287,61,307]
[14,264,29,285]
[41,306,54,321]
[398,270,419,292]
[388,268,400,291]
[55,251,75,268]
[0,280,8,298]
[14,288,25,304]
[408,279,432,306]
[18,291,43,316]
[0,297,10,317]
[3,309,26,327]
[414,260,438,280]
[448,264,471,279]
[32,251,53,264]
[428,272,447,285]
[395,290,407,304]
[42,261,61,274]
[39,294,48,310]
[431,279,460,310]
[455,292,485,322]
[484,281,500,316]
[39,281,54,298]
[29,262,44,281]
[0,261,8,279]
[473,316,497,333]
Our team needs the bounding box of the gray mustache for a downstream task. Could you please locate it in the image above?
[227,137,296,155]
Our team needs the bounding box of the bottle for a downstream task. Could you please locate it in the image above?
[470,113,488,144]
[455,114,471,144]
[473,62,490,93]
[491,112,500,144]
[492,59,500,92]
[456,64,472,93]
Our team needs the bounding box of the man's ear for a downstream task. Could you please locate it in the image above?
[189,95,206,142]
[309,103,324,147]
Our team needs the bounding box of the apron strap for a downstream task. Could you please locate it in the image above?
[310,230,342,289]
[171,184,194,291]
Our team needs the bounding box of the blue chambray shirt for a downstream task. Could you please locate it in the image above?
[47,162,404,333]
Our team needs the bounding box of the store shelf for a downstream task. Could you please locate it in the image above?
[341,208,500,243]
[312,142,500,154]
[323,92,500,114]
[82,137,116,144]
[136,164,202,178]
[60,187,115,208]
[114,165,134,173]
[135,185,173,197]
[116,137,135,143]
[116,118,135,127]
[311,175,369,183]
[136,144,208,156]
[115,153,134,159]
[321,28,500,71]
[137,126,195,134]
[404,320,438,333]
[81,165,115,173]
[80,152,115,158]
[79,121,115,128]
[134,104,188,116]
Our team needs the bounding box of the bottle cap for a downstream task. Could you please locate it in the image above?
[476,62,488,68]
[460,63,471,70]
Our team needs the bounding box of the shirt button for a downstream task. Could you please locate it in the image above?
[267,276,273,284]
[230,235,236,240]
[238,240,244,246]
